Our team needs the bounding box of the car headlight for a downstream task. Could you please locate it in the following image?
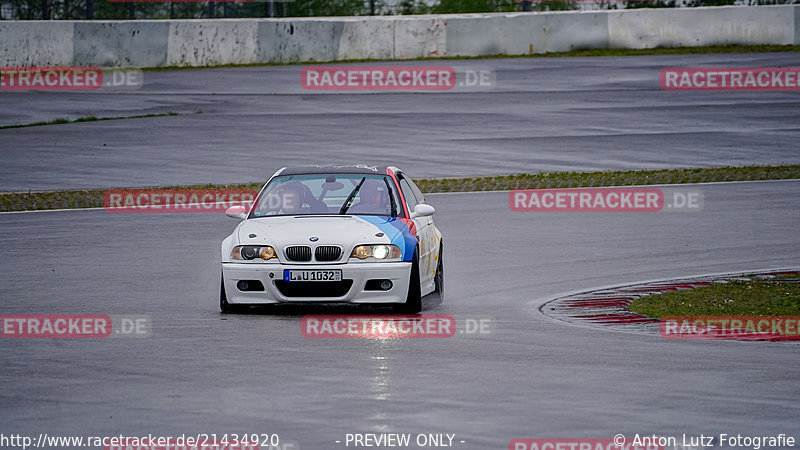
[350,244,402,261]
[231,245,277,261]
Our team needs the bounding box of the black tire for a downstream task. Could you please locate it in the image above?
[394,248,422,314]
[220,275,243,314]
[433,242,444,303]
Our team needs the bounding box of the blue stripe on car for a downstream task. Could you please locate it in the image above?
[357,216,416,262]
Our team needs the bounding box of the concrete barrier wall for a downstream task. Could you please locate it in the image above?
[608,6,796,48]
[796,4,800,46]
[0,21,74,66]
[73,21,169,67]
[1,5,798,68]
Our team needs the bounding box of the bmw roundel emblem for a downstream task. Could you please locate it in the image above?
[309,236,319,242]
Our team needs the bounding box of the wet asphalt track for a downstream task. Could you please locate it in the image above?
[2,52,800,191]
[1,53,800,450]
[1,180,799,449]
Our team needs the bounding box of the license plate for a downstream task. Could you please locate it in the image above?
[284,269,342,282]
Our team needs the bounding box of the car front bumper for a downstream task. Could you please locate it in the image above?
[222,262,412,305]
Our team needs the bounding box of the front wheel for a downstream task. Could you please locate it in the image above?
[433,243,444,303]
[394,250,422,314]
[220,275,244,314]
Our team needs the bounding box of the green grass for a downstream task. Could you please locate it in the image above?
[0,112,180,130]
[143,44,800,71]
[629,278,800,317]
[414,165,800,193]
[1,164,799,213]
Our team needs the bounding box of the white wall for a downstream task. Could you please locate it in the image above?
[1,5,797,68]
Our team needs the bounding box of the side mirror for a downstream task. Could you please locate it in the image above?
[411,203,435,219]
[225,205,247,220]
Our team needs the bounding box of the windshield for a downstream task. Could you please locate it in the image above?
[250,174,402,218]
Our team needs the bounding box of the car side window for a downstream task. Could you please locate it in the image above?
[405,176,425,204]
[397,176,419,213]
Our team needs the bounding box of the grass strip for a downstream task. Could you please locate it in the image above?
[415,165,800,193]
[0,112,179,130]
[629,274,800,317]
[1,164,799,213]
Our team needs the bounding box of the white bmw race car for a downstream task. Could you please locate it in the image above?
[220,165,443,313]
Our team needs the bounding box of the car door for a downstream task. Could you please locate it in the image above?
[397,172,437,295]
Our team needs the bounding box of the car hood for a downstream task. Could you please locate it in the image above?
[235,215,416,262]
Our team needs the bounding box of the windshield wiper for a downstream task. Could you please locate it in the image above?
[338,177,366,215]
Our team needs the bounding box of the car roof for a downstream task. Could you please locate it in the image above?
[279,165,392,176]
